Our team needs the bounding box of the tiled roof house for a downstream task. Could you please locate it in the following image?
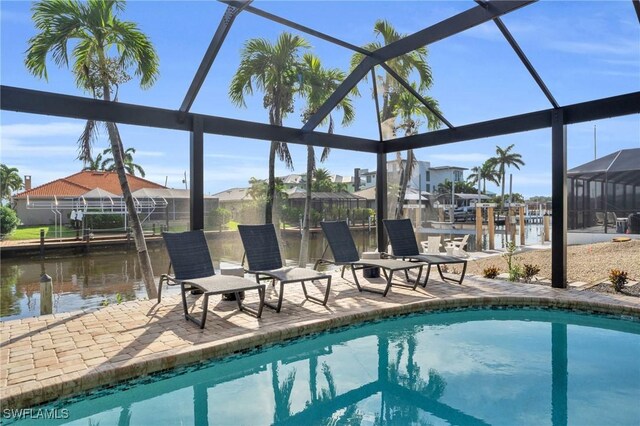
[12,171,167,226]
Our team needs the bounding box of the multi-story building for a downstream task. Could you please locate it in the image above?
[354,162,466,194]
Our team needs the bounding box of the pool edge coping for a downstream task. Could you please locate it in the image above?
[3,294,639,410]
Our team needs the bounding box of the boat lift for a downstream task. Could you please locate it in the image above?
[26,192,168,240]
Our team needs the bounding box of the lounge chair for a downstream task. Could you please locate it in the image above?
[238,224,332,313]
[383,219,467,285]
[160,230,265,328]
[316,221,424,297]
[595,212,605,226]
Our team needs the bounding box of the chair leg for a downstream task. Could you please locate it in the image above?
[300,277,331,306]
[412,266,424,290]
[421,265,432,287]
[350,265,363,292]
[341,265,346,278]
[382,270,394,297]
[236,287,265,318]
[157,275,165,304]
[264,281,286,313]
[180,282,190,321]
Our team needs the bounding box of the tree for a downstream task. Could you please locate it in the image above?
[0,206,20,236]
[230,33,310,224]
[26,0,160,296]
[207,207,231,232]
[392,87,441,218]
[298,53,355,267]
[489,144,525,210]
[436,179,477,195]
[102,147,145,177]
[0,164,23,204]
[82,151,106,171]
[351,21,441,219]
[467,160,500,193]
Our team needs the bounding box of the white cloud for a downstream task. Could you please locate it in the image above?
[205,153,265,161]
[430,153,490,163]
[0,138,76,157]
[1,122,85,138]
[553,39,638,57]
[135,150,165,158]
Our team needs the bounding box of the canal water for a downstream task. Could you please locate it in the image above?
[1,225,544,320]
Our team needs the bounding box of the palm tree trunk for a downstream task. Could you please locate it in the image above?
[266,141,277,224]
[500,170,506,211]
[298,146,314,267]
[102,85,157,299]
[395,149,415,220]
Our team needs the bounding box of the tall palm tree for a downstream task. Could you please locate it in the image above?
[230,33,309,224]
[26,0,159,296]
[392,87,440,218]
[298,53,355,267]
[351,21,441,219]
[489,144,525,209]
[102,147,145,177]
[0,164,23,204]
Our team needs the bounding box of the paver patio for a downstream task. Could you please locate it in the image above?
[1,269,639,410]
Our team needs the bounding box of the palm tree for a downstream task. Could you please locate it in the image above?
[102,147,145,177]
[467,160,500,193]
[0,164,24,204]
[230,33,310,224]
[26,0,159,296]
[351,21,441,219]
[489,144,525,209]
[298,53,355,267]
[392,87,441,218]
[82,152,105,171]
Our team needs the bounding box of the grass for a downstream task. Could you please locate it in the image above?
[226,220,239,231]
[7,226,79,240]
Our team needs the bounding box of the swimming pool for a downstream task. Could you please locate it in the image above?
[9,308,640,425]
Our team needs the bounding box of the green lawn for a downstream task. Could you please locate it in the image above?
[7,226,78,240]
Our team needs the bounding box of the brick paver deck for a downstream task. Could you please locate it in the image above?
[1,270,639,409]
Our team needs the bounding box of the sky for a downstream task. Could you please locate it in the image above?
[1,0,639,198]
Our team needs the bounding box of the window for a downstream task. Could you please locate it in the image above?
[454,171,463,182]
[425,171,430,181]
[426,184,431,192]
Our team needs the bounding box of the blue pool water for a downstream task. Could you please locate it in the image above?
[9,309,640,426]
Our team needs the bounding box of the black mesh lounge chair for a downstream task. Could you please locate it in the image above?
[383,219,467,285]
[316,221,424,297]
[238,224,332,313]
[159,230,265,328]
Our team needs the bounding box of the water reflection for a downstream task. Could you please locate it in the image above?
[0,230,377,320]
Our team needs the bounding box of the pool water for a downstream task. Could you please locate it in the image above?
[11,309,640,425]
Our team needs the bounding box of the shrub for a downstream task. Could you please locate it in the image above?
[207,207,232,231]
[522,264,541,283]
[508,264,522,282]
[609,269,628,292]
[0,206,20,236]
[85,214,124,230]
[483,266,500,279]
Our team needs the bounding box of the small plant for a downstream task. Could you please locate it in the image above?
[609,269,628,292]
[115,293,123,304]
[522,264,541,283]
[483,266,500,279]
[502,241,517,271]
[508,264,522,282]
[101,299,110,307]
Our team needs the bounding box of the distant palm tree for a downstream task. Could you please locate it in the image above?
[102,147,145,177]
[230,33,310,224]
[25,0,159,295]
[490,144,525,209]
[298,53,355,267]
[0,164,23,203]
[83,151,106,171]
[467,160,500,193]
